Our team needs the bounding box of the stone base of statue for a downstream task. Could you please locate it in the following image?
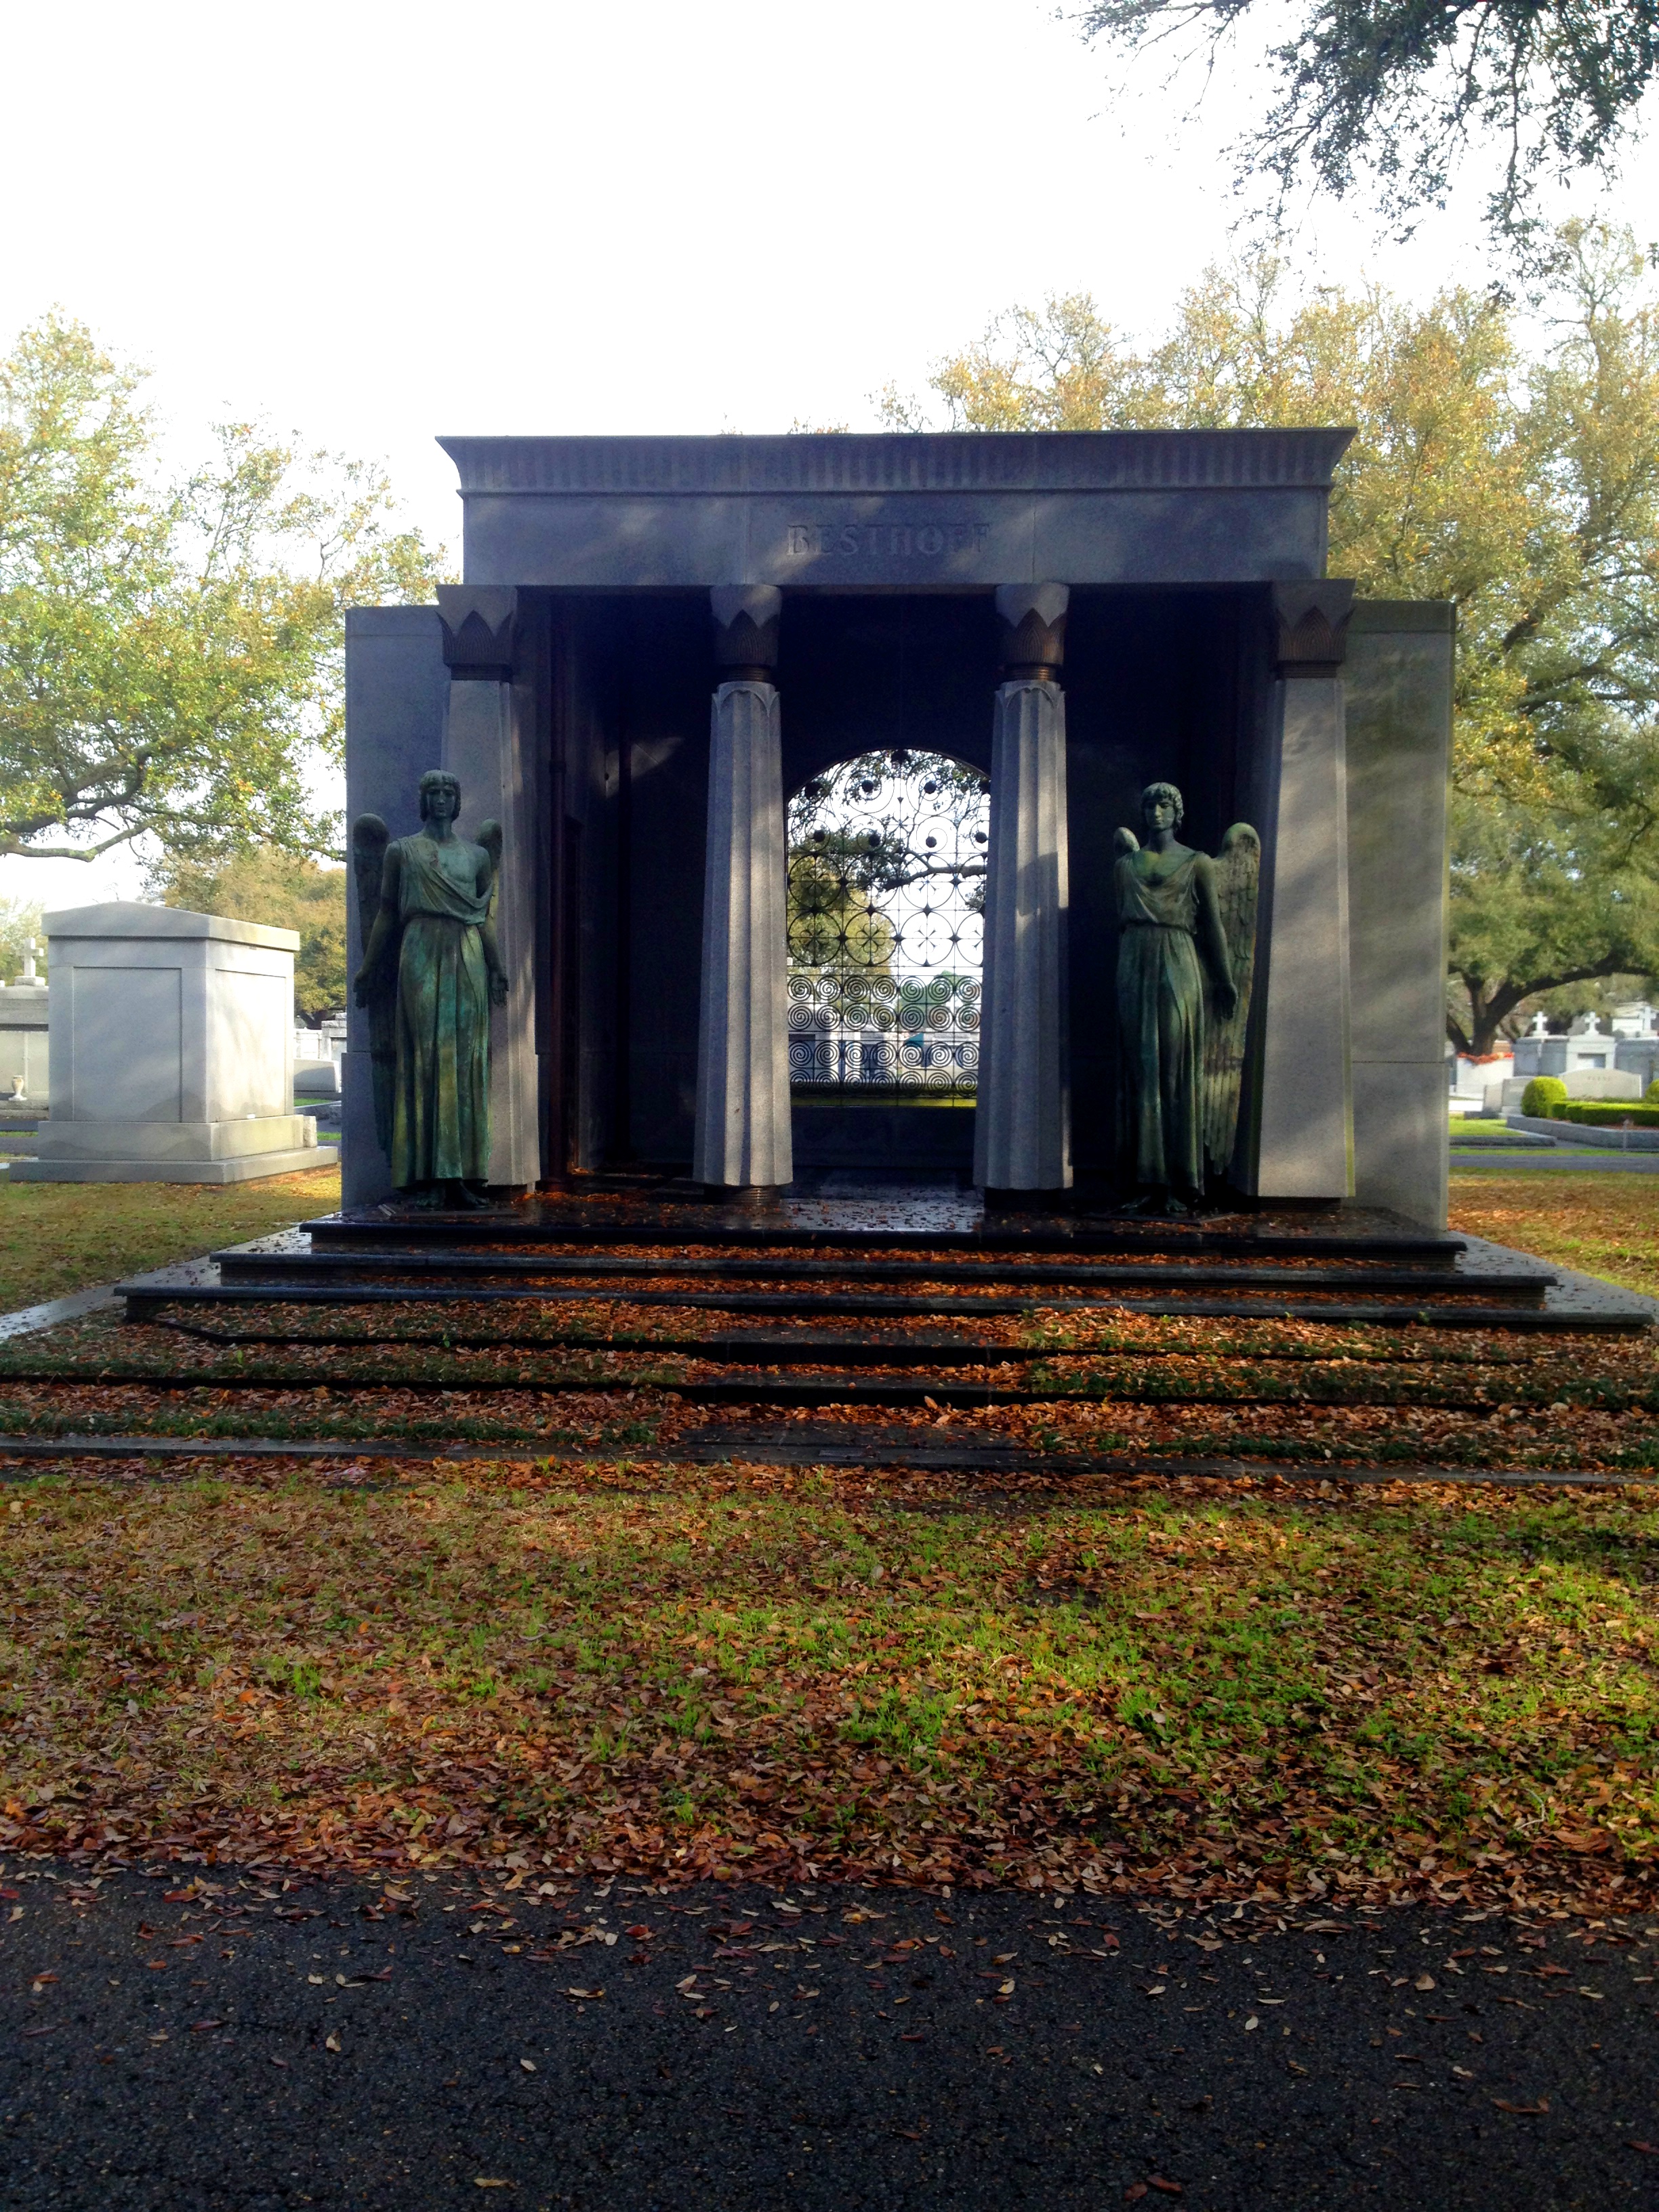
[982,1185,1071,1212]
[399,1178,497,1210]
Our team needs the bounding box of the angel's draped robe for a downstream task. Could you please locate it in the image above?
[1114,849,1206,1197]
[388,833,494,1187]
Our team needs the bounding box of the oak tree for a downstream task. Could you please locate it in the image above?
[0,314,445,872]
[156,846,349,1023]
[1077,0,1659,239]
[882,222,1659,1049]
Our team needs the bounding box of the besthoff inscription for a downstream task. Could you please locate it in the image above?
[785,521,992,559]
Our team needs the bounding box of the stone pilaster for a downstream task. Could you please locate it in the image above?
[974,583,1071,1197]
[1248,582,1355,1200]
[693,587,793,1194]
[437,586,541,1191]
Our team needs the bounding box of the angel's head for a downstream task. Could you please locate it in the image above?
[419,769,461,824]
[1140,781,1183,832]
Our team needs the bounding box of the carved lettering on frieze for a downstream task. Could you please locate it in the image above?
[784,521,992,559]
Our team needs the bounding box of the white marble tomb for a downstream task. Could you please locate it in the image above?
[0,947,50,1105]
[12,904,321,1183]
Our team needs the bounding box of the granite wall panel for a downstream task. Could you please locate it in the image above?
[1345,603,1454,1228]
[459,489,1334,592]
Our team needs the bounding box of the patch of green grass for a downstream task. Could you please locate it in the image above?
[2,1469,1656,1900]
[0,1164,342,1311]
[1450,1174,1659,1301]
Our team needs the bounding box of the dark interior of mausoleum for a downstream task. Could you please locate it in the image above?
[531,583,1276,1189]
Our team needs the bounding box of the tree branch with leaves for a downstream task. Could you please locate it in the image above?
[1076,0,1659,241]
[884,222,1659,1048]
[0,314,449,871]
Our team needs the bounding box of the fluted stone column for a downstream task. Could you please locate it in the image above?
[693,586,793,1195]
[437,587,541,1191]
[974,583,1072,1198]
[1249,581,1355,1200]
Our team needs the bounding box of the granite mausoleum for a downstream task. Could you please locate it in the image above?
[344,430,1453,1227]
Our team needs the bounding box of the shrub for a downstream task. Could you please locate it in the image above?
[1647,1078,1659,1105]
[1520,1076,1569,1118]
[1557,1103,1659,1128]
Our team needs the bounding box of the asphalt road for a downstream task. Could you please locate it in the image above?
[1,1862,1655,2210]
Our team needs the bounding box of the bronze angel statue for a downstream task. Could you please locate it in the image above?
[1113,781,1259,1214]
[351,770,508,1210]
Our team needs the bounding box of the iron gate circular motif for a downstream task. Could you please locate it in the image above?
[786,750,987,1098]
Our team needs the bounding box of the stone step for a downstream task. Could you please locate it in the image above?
[112,1324,1529,1370]
[198,1278,1549,1318]
[0,1354,1535,1409]
[649,1364,1589,1406]
[209,1246,1542,1301]
[119,1274,1626,1334]
[0,1430,1631,1486]
[301,1204,1462,1268]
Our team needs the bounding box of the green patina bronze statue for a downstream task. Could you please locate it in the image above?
[351,771,508,1210]
[1114,781,1259,1214]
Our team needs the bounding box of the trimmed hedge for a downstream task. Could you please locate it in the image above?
[1521,1076,1569,1116]
[1555,1103,1659,1128]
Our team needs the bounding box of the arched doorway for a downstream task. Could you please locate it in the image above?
[785,750,988,1171]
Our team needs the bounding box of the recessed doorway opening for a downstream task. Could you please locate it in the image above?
[785,749,987,1174]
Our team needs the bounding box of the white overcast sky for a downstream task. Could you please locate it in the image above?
[2,0,1653,909]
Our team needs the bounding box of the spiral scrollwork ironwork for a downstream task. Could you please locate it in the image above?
[786,750,987,1100]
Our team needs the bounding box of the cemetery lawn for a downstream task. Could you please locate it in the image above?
[0,1165,342,1311]
[0,1456,1655,1916]
[1449,1173,1659,1302]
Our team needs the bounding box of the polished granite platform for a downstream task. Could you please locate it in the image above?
[302,1170,1462,1261]
[110,1172,1654,1334]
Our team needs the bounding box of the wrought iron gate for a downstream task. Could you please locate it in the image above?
[786,750,987,1100]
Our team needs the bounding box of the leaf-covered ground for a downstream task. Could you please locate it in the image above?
[0,1172,1652,1916]
[1450,1172,1659,1301]
[0,1164,341,1311]
[1,1456,1656,1920]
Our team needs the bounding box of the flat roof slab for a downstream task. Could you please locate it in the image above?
[442,430,1354,589]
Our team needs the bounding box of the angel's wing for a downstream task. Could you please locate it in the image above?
[348,813,396,1155]
[477,817,504,915]
[1202,822,1261,1180]
[350,814,388,946]
[1113,825,1140,857]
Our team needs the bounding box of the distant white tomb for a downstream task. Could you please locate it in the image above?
[11,905,321,1183]
[1511,1010,1652,1103]
[293,1014,346,1097]
[0,939,49,1104]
